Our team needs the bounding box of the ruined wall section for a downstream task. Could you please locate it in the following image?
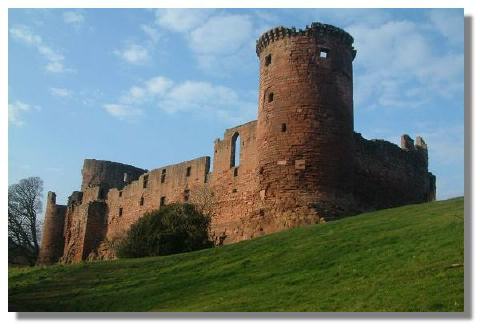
[209,121,261,244]
[37,192,67,265]
[353,133,436,211]
[61,199,107,263]
[103,157,210,246]
[81,159,147,192]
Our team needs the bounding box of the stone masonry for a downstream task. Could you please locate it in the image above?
[38,22,436,265]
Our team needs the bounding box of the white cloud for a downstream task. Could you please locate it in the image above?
[105,76,256,124]
[119,76,174,105]
[9,25,72,73]
[145,76,173,95]
[189,15,253,55]
[114,43,150,65]
[348,19,463,110]
[50,87,72,98]
[428,9,464,44]
[63,11,85,26]
[154,9,214,33]
[141,24,161,43]
[103,104,143,121]
[151,10,258,76]
[9,101,36,126]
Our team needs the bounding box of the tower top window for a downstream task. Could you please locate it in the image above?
[320,48,329,59]
[265,54,272,66]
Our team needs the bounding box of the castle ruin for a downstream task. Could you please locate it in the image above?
[38,22,436,265]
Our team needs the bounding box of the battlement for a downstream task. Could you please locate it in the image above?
[256,22,356,58]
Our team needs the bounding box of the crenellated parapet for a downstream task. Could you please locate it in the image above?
[256,22,356,58]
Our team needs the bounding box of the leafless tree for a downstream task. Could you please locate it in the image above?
[8,177,43,265]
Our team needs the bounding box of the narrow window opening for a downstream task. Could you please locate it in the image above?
[119,208,123,217]
[119,191,122,197]
[230,132,241,168]
[233,167,238,177]
[143,175,149,188]
[139,196,144,206]
[186,166,191,177]
[281,123,287,132]
[320,48,329,59]
[161,169,166,183]
[268,92,274,103]
[265,54,272,66]
[183,189,190,202]
[232,188,237,193]
[160,196,166,206]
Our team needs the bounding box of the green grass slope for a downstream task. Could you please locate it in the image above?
[9,197,464,312]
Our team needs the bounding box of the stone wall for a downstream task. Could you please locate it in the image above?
[81,159,147,191]
[102,157,210,253]
[353,133,436,211]
[209,120,261,244]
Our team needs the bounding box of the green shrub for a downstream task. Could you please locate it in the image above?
[116,203,213,258]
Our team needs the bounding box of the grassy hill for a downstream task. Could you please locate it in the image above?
[9,197,464,312]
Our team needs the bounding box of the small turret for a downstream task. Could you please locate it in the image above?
[37,192,67,265]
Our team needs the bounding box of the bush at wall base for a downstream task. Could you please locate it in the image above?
[116,203,213,258]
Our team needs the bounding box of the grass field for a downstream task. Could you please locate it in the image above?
[9,197,464,312]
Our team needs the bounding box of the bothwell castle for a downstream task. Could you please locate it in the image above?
[38,22,436,265]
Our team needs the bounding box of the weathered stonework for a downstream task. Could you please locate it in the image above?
[39,22,436,264]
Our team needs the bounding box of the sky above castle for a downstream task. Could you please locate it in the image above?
[8,8,464,204]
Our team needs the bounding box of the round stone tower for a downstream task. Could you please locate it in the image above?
[37,192,66,265]
[255,22,357,224]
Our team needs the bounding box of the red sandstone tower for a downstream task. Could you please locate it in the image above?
[37,192,66,265]
[255,23,357,224]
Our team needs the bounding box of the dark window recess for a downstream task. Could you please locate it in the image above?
[230,132,240,168]
[281,123,287,132]
[140,196,144,206]
[265,54,272,66]
[119,208,123,217]
[160,196,166,206]
[119,191,122,197]
[143,175,149,188]
[161,169,166,183]
[320,48,329,59]
[232,188,237,193]
[233,167,238,177]
[186,166,191,177]
[268,92,274,103]
[99,188,107,199]
[183,189,190,202]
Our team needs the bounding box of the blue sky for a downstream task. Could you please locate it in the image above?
[8,8,464,205]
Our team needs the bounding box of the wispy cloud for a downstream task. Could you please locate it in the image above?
[9,25,73,73]
[8,101,39,126]
[152,10,258,76]
[428,9,463,45]
[63,10,85,27]
[114,43,150,65]
[154,9,214,33]
[140,24,162,44]
[105,75,256,124]
[49,87,72,98]
[103,104,143,121]
[348,18,463,111]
